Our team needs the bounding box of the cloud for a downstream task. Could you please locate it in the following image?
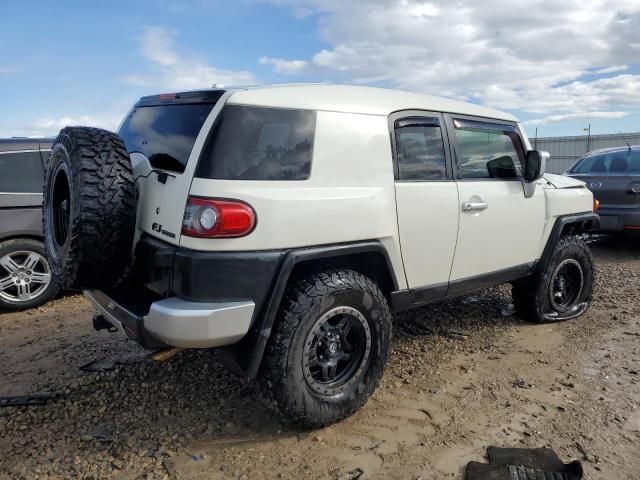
[139,26,181,67]
[524,111,630,126]
[259,56,308,74]
[593,65,629,75]
[262,0,640,122]
[123,26,257,90]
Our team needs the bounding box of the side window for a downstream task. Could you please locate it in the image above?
[0,152,44,193]
[571,151,640,174]
[196,105,316,181]
[453,120,525,179]
[395,120,447,181]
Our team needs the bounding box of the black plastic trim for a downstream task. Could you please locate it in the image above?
[534,212,599,275]
[135,90,226,107]
[240,240,399,378]
[410,281,449,303]
[391,263,534,312]
[87,289,166,350]
[447,262,534,296]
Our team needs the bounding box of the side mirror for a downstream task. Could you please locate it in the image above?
[523,150,548,182]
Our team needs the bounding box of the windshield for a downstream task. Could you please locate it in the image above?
[119,103,214,173]
[569,149,640,174]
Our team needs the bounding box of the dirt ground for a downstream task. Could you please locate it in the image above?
[1,236,639,480]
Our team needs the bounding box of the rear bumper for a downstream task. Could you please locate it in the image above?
[597,206,640,231]
[84,289,255,348]
[83,234,283,349]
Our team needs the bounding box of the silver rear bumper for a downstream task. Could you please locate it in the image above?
[84,290,255,349]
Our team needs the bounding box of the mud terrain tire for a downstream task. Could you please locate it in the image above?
[263,269,392,427]
[43,127,136,290]
[512,235,594,323]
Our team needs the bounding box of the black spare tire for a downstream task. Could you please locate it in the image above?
[43,127,136,290]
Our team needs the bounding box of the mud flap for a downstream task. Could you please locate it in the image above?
[465,447,583,480]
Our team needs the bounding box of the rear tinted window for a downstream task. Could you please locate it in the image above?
[395,124,447,181]
[195,105,315,180]
[119,104,214,173]
[570,150,640,174]
[0,152,43,193]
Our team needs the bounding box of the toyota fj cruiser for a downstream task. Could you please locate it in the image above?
[43,85,598,426]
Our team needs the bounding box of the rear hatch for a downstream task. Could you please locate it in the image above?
[118,90,228,248]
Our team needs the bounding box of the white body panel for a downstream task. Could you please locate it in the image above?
[183,110,408,289]
[450,179,546,280]
[394,182,459,288]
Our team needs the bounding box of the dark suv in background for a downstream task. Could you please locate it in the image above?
[0,138,59,310]
[565,145,640,233]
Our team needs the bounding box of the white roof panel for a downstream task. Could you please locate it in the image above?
[226,84,517,121]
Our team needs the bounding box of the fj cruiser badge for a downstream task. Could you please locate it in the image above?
[152,222,176,239]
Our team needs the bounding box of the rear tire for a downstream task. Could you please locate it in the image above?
[262,269,392,427]
[43,127,136,290]
[512,235,594,323]
[0,238,60,311]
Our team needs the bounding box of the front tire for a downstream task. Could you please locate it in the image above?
[512,235,594,323]
[0,239,60,311]
[263,269,392,427]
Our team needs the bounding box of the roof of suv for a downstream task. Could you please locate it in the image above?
[582,145,640,157]
[0,138,54,153]
[227,84,517,121]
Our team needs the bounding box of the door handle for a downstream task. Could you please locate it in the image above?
[462,201,488,212]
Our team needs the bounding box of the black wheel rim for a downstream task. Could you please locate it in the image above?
[302,306,372,396]
[549,259,584,312]
[51,166,71,248]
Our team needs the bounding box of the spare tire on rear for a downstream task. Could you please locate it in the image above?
[43,127,136,290]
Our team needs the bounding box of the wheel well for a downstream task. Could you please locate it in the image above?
[287,251,396,302]
[560,218,597,236]
[0,234,44,245]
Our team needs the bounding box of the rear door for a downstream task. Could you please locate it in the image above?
[392,111,459,302]
[118,90,229,247]
[0,148,45,237]
[444,115,545,292]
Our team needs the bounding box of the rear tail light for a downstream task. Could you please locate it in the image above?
[182,197,256,238]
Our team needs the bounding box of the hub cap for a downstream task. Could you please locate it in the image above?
[0,251,52,303]
[549,259,584,312]
[302,306,371,396]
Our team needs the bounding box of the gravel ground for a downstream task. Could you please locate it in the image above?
[0,235,639,479]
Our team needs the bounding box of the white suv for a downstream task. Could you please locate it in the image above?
[42,84,598,426]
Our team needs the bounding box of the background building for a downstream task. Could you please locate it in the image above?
[532,132,640,174]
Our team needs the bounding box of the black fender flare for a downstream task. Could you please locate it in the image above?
[226,241,399,379]
[534,212,599,276]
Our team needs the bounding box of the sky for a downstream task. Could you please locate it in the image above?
[0,0,639,138]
